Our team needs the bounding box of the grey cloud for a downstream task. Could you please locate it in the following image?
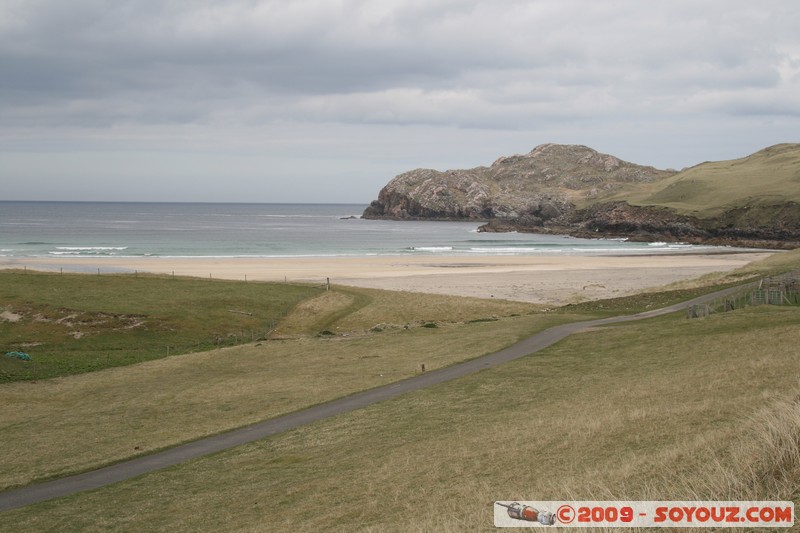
[0,0,798,202]
[4,1,793,109]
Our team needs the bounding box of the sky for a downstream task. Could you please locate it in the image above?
[1,0,798,204]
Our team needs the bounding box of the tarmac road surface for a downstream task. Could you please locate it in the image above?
[0,284,751,512]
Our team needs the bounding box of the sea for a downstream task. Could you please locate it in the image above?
[0,201,720,259]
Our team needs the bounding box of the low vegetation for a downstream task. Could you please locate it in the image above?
[0,270,559,490]
[272,284,535,338]
[1,253,799,530]
[0,270,322,381]
[3,299,798,531]
[0,270,542,382]
[618,143,800,217]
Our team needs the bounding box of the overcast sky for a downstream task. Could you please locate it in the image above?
[1,0,798,204]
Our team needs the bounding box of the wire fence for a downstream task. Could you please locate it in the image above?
[686,270,800,319]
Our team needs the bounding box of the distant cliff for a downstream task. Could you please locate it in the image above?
[363,143,800,249]
[363,144,673,223]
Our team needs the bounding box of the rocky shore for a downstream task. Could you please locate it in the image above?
[478,200,800,250]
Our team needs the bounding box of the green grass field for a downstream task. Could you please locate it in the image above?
[599,143,800,217]
[0,271,323,381]
[1,253,799,531]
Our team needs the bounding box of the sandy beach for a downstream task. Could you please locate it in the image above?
[0,251,774,305]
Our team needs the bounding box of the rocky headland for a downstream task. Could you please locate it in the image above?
[363,143,800,249]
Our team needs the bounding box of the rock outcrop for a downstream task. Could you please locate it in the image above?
[363,144,673,223]
[364,143,800,249]
[476,200,800,249]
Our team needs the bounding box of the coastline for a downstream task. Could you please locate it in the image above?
[0,251,775,305]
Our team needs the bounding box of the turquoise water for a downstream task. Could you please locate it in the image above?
[0,201,719,258]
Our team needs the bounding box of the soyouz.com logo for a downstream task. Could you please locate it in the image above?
[494,501,795,528]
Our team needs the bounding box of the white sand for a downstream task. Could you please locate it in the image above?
[0,251,774,305]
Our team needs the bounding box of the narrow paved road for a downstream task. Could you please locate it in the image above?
[0,284,749,512]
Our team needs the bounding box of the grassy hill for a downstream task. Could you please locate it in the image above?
[554,143,800,247]
[612,143,800,217]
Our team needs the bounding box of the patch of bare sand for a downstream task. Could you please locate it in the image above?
[1,310,23,322]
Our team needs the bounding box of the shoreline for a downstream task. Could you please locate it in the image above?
[0,251,775,305]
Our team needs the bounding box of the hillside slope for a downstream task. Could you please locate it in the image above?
[612,143,800,215]
[364,143,800,248]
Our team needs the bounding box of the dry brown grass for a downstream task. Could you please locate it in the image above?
[273,285,537,337]
[0,288,554,491]
[3,303,798,532]
[611,143,800,217]
[645,393,800,504]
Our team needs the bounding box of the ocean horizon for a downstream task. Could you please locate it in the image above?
[0,200,723,259]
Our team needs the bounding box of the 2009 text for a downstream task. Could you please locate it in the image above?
[494,500,795,528]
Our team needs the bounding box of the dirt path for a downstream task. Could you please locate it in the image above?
[0,284,750,512]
